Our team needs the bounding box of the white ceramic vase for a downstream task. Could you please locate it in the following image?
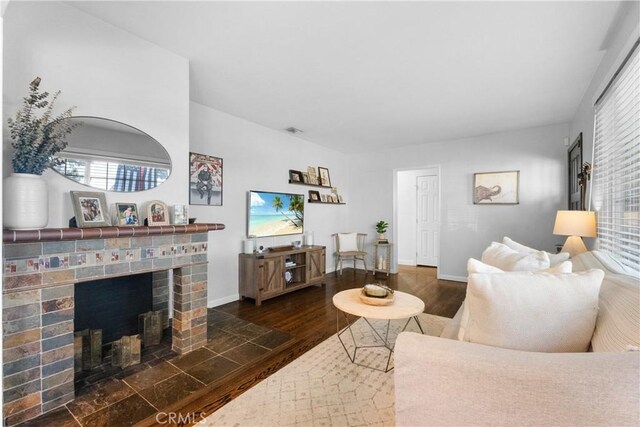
[3,173,49,230]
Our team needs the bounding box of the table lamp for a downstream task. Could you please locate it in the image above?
[552,210,596,257]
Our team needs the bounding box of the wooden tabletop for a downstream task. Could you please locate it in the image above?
[332,288,425,320]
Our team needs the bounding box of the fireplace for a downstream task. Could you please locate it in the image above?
[1,223,223,425]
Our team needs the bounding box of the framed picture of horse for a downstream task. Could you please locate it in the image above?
[189,152,223,206]
[473,171,519,204]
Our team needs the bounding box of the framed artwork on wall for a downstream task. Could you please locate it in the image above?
[473,171,519,204]
[189,152,223,206]
[70,191,111,228]
[318,167,331,187]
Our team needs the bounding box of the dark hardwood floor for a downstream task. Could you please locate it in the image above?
[152,266,466,426]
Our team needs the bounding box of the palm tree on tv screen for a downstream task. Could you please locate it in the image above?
[272,195,303,228]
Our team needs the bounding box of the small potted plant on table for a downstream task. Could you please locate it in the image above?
[375,220,389,242]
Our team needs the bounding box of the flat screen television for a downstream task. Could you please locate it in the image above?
[247,190,304,238]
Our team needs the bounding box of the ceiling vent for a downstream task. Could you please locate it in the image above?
[284,127,304,134]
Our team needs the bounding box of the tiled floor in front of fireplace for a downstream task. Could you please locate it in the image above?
[22,309,292,426]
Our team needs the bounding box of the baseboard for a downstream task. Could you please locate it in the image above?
[208,294,240,308]
[437,274,467,283]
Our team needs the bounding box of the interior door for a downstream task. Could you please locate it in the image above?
[416,175,439,266]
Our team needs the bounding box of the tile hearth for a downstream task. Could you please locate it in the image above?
[23,309,292,426]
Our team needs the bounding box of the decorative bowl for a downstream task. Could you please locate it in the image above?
[360,288,395,306]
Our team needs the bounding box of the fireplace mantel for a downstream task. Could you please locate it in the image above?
[3,223,225,243]
[2,223,224,424]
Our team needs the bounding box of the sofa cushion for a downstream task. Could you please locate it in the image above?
[481,242,550,271]
[572,252,640,352]
[459,269,604,352]
[503,236,570,266]
[468,258,572,274]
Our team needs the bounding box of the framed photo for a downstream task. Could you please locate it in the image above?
[338,195,344,203]
[115,203,140,226]
[309,190,320,201]
[190,152,223,206]
[321,194,327,202]
[318,167,331,187]
[302,172,309,184]
[307,166,319,185]
[147,200,169,225]
[473,171,520,204]
[172,204,188,225]
[289,169,303,183]
[327,195,335,203]
[71,191,111,228]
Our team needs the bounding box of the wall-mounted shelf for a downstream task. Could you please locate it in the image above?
[288,180,332,189]
[307,200,346,205]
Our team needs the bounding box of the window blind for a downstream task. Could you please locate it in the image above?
[592,40,640,275]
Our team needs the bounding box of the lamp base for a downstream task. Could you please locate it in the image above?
[561,235,588,258]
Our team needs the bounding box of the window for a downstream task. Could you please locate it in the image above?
[592,40,640,275]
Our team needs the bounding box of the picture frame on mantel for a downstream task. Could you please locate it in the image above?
[473,170,519,204]
[70,191,111,228]
[147,200,170,226]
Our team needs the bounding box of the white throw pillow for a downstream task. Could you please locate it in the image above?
[338,232,359,252]
[458,269,604,352]
[468,258,572,274]
[503,236,570,266]
[481,242,550,271]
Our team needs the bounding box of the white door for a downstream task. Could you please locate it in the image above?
[416,175,439,266]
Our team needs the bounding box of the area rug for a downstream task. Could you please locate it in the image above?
[200,313,449,426]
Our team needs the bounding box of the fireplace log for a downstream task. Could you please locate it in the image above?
[138,310,163,347]
[112,335,142,368]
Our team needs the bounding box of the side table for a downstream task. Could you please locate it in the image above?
[373,242,393,276]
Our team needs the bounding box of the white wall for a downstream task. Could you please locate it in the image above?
[396,167,439,265]
[3,1,189,227]
[347,123,569,281]
[569,1,639,167]
[190,102,349,306]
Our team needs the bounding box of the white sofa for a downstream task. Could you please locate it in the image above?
[395,252,640,426]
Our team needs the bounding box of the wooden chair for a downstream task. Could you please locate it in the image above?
[333,233,368,276]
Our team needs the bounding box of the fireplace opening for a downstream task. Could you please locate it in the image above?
[75,272,153,344]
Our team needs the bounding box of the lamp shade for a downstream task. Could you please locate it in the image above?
[553,210,596,237]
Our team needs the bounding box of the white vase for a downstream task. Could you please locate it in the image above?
[3,173,49,230]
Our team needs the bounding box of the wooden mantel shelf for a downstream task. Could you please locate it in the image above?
[3,223,225,243]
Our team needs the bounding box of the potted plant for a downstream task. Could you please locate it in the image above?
[4,77,78,229]
[375,220,389,241]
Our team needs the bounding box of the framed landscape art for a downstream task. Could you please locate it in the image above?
[473,171,519,204]
[189,152,223,206]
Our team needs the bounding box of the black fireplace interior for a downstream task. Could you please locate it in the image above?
[75,272,153,344]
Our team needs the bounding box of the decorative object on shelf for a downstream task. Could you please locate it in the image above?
[172,204,188,225]
[70,191,111,228]
[318,167,332,187]
[578,162,592,211]
[147,200,169,226]
[4,77,80,230]
[189,152,223,206]
[307,166,319,185]
[115,203,140,226]
[309,190,321,201]
[304,231,314,246]
[375,220,389,240]
[243,238,255,254]
[473,170,519,204]
[302,172,309,183]
[321,194,327,202]
[553,210,596,257]
[292,240,302,249]
[289,169,303,182]
[338,195,345,203]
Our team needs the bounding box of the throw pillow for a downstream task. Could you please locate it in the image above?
[467,258,572,274]
[458,269,604,352]
[338,232,359,252]
[481,242,550,271]
[503,236,570,266]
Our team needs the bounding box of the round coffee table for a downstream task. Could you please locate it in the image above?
[333,288,425,372]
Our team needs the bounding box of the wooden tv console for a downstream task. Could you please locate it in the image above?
[239,245,326,306]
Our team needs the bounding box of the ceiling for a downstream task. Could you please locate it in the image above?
[68,1,622,153]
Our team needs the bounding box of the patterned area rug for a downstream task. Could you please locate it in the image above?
[201,313,449,426]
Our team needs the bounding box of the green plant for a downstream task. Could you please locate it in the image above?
[7,77,79,175]
[375,220,389,234]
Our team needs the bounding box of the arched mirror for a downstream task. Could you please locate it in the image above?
[52,117,171,192]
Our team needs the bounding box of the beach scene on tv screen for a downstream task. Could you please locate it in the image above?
[249,191,304,237]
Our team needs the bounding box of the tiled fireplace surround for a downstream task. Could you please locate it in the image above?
[1,224,224,425]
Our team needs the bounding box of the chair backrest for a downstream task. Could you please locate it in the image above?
[333,232,367,253]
